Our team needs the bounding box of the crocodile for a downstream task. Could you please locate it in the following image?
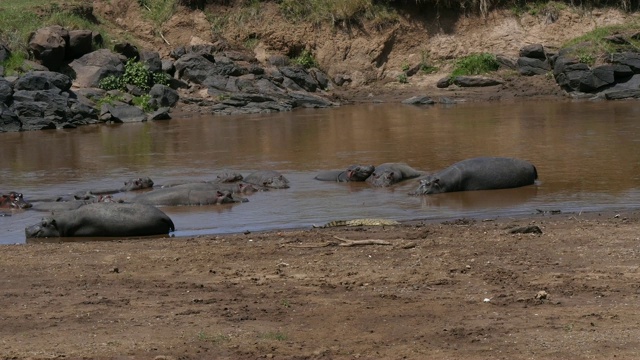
[313,218,401,228]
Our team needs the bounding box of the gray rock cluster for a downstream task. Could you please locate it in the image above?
[0,25,337,132]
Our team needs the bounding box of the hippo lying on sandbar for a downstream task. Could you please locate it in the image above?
[412,157,538,195]
[0,192,32,209]
[24,202,175,238]
[243,170,290,189]
[314,164,375,182]
[366,163,422,187]
[131,187,247,206]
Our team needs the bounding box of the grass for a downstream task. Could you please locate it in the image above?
[561,22,640,64]
[450,53,500,77]
[0,0,105,70]
[259,331,288,341]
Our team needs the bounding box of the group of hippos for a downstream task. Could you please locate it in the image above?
[1,157,538,239]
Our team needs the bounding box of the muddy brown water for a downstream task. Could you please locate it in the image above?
[2,101,640,244]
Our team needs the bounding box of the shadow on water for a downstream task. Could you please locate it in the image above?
[3,101,640,244]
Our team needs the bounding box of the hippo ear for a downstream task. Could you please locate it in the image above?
[216,191,223,196]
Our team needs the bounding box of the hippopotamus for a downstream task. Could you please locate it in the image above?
[412,157,538,195]
[74,177,155,198]
[314,164,375,182]
[0,192,32,209]
[24,202,175,238]
[32,194,120,212]
[366,163,422,187]
[243,170,290,189]
[172,181,264,194]
[131,187,247,206]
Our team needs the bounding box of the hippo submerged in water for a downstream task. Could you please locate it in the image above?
[73,177,154,199]
[0,192,32,209]
[314,164,375,182]
[412,157,538,195]
[24,202,175,238]
[243,170,290,189]
[366,163,422,187]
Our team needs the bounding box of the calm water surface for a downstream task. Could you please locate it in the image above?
[2,101,640,244]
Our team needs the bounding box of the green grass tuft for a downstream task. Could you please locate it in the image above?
[451,53,500,77]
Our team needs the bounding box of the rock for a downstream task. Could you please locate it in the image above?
[140,50,162,73]
[610,52,640,72]
[149,84,179,107]
[67,30,94,60]
[149,107,172,120]
[0,44,11,63]
[452,76,503,87]
[14,71,72,92]
[0,78,12,104]
[436,76,452,88]
[114,42,140,60]
[0,103,21,132]
[69,49,125,88]
[517,57,551,76]
[28,25,69,71]
[279,66,318,92]
[105,104,147,123]
[401,96,435,105]
[519,44,547,60]
[509,225,542,234]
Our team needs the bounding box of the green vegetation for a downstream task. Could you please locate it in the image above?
[1,53,27,76]
[99,58,164,92]
[397,72,408,83]
[561,22,640,65]
[291,49,318,68]
[279,0,399,27]
[259,331,288,341]
[450,53,500,77]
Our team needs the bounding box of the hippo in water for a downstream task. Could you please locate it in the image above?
[243,170,290,189]
[366,163,422,187]
[131,187,247,206]
[73,177,155,199]
[32,194,119,212]
[0,192,33,209]
[314,164,375,182]
[412,157,538,195]
[171,181,264,194]
[24,202,175,238]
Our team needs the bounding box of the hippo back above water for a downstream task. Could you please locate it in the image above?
[366,163,422,187]
[413,157,538,195]
[0,192,32,209]
[24,202,175,238]
[314,164,375,182]
[243,170,290,189]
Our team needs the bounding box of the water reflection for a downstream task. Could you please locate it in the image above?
[2,101,640,244]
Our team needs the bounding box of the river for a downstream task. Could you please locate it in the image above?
[2,100,640,244]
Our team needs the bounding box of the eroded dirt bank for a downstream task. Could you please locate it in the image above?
[2,211,640,359]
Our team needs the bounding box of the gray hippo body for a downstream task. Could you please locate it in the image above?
[366,163,422,187]
[243,170,290,189]
[0,192,32,209]
[314,164,375,182]
[24,202,175,238]
[167,181,264,194]
[413,157,538,195]
[131,187,246,206]
[32,195,117,212]
[74,177,154,198]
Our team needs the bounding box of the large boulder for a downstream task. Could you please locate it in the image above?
[68,49,125,88]
[67,29,94,60]
[149,84,179,107]
[28,25,69,71]
[0,103,21,132]
[0,78,12,104]
[13,71,72,92]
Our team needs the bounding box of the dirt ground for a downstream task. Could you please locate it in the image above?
[2,209,640,360]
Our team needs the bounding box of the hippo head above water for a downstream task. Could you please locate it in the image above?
[414,177,442,195]
[346,165,375,181]
[122,177,154,191]
[0,192,33,209]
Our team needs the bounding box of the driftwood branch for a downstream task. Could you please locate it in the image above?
[284,236,395,248]
[158,31,171,45]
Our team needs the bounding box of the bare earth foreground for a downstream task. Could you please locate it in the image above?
[2,209,640,360]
